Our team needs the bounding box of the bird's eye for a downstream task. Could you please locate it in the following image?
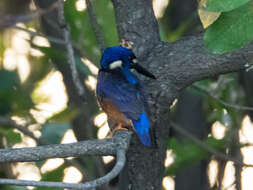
[109,60,123,69]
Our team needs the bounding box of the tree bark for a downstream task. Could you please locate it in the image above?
[111,0,253,189]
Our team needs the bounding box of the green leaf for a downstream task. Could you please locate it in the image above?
[2,186,28,190]
[0,69,34,115]
[39,123,71,144]
[30,44,66,61]
[0,128,22,144]
[206,137,225,150]
[35,164,65,190]
[166,137,225,175]
[31,45,92,77]
[204,2,253,53]
[0,70,19,95]
[205,0,250,12]
[47,107,80,123]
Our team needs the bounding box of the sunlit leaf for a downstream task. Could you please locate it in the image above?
[198,8,220,28]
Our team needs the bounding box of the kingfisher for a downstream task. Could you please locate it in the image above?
[96,46,156,146]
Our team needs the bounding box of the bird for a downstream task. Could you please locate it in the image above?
[96,46,156,146]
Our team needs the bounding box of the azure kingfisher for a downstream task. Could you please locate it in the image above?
[96,46,156,146]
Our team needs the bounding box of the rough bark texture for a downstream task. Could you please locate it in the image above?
[111,0,253,189]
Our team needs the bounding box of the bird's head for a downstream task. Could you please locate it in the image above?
[100,46,156,80]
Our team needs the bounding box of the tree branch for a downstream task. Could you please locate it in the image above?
[0,117,40,145]
[170,122,253,168]
[148,36,253,96]
[0,131,131,188]
[0,131,131,163]
[85,0,106,52]
[192,84,253,111]
[111,0,160,57]
[57,0,86,101]
[0,3,57,29]
[0,149,126,189]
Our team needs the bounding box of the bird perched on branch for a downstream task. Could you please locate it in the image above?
[96,45,156,146]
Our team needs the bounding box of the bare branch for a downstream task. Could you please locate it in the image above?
[12,25,90,60]
[57,0,86,101]
[12,25,66,45]
[0,149,126,189]
[0,117,40,144]
[192,84,253,111]
[170,122,253,168]
[85,0,106,52]
[0,3,57,29]
[0,130,131,163]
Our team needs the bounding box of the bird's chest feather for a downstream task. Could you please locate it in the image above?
[99,98,132,126]
[96,71,135,126]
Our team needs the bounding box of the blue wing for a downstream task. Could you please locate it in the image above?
[97,70,151,146]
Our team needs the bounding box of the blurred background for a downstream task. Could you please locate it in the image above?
[0,0,253,190]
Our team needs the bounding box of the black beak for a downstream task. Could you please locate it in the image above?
[131,62,156,79]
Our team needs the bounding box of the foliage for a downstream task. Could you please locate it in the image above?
[205,0,250,12]
[166,137,225,175]
[202,0,253,53]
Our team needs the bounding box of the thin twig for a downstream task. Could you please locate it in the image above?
[57,0,86,101]
[85,0,106,52]
[170,122,253,168]
[12,25,66,45]
[223,182,235,190]
[0,117,40,145]
[12,25,90,60]
[192,84,253,111]
[0,3,57,29]
[0,130,130,189]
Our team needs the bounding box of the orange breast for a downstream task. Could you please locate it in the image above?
[100,99,132,127]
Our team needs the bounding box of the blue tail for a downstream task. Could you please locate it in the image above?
[132,112,151,146]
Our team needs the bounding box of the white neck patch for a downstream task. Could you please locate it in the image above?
[109,60,122,70]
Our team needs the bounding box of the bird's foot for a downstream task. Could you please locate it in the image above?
[111,124,131,135]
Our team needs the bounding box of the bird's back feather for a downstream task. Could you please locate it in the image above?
[97,69,151,146]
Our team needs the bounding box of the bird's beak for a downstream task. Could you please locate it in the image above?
[131,59,156,79]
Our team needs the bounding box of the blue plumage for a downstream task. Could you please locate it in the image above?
[96,46,155,146]
[132,113,151,146]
